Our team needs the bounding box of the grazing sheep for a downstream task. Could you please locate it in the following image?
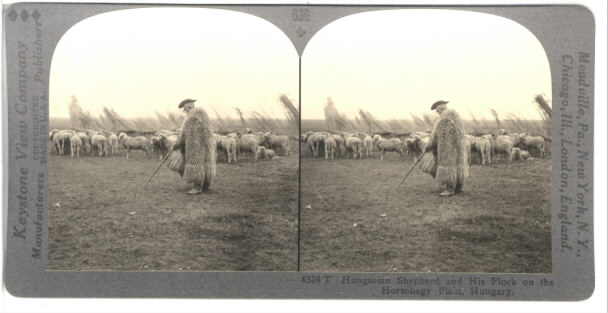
[256,146,276,160]
[70,134,82,158]
[263,133,290,156]
[493,135,515,164]
[305,132,326,157]
[466,135,479,164]
[52,130,74,155]
[305,133,316,156]
[407,135,430,158]
[481,134,495,164]
[345,136,362,159]
[151,136,161,154]
[518,134,545,158]
[464,137,471,164]
[239,134,261,160]
[323,136,337,160]
[108,132,119,155]
[404,137,418,158]
[250,132,266,146]
[118,133,150,159]
[75,131,91,154]
[217,135,238,163]
[226,133,240,160]
[329,134,346,157]
[472,137,492,165]
[511,147,521,161]
[372,135,403,161]
[314,134,327,157]
[58,130,73,155]
[49,129,61,154]
[91,134,108,157]
[361,135,373,158]
[158,133,179,160]
[520,150,531,160]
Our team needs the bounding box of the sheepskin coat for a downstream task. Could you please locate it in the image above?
[167,107,216,190]
[420,109,469,190]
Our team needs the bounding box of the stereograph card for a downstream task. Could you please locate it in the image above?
[2,2,597,301]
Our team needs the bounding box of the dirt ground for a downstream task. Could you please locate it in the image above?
[48,149,298,271]
[300,149,552,273]
[48,141,551,273]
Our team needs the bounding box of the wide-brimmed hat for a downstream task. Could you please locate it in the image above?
[178,99,196,108]
[431,100,449,110]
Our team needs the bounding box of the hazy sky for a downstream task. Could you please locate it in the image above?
[302,9,552,120]
[50,8,298,119]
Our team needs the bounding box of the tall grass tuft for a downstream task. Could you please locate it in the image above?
[102,107,133,131]
[534,94,552,138]
[324,97,350,131]
[309,96,551,141]
[279,94,299,138]
[490,109,501,130]
[234,107,247,129]
[68,96,98,130]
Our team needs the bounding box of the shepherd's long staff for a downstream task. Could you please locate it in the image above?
[396,151,426,189]
[142,145,179,188]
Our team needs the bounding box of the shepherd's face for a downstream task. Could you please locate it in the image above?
[435,104,447,115]
[183,102,195,113]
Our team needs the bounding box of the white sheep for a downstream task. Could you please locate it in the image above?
[53,129,74,155]
[70,134,82,158]
[323,136,337,160]
[361,135,373,158]
[158,133,179,160]
[118,133,150,159]
[372,135,403,161]
[345,136,362,159]
[472,136,492,165]
[481,134,495,163]
[239,134,261,160]
[406,134,430,158]
[518,134,545,158]
[329,134,346,157]
[217,135,238,163]
[91,134,108,157]
[263,132,290,156]
[108,132,119,155]
[304,132,328,157]
[493,135,515,164]
[256,146,276,160]
[76,131,91,154]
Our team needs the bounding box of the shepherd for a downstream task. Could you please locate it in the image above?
[419,100,468,196]
[166,99,217,194]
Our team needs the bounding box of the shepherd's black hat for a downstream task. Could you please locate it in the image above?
[178,99,196,108]
[431,100,449,110]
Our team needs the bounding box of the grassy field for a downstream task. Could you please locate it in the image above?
[48,148,298,271]
[300,146,551,273]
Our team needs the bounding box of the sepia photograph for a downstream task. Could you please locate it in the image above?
[47,7,299,271]
[1,0,603,305]
[300,9,552,273]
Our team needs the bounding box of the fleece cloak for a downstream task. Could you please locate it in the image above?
[167,107,216,190]
[419,109,468,191]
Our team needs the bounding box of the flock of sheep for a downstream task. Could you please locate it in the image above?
[302,129,547,164]
[49,126,545,165]
[48,128,293,162]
